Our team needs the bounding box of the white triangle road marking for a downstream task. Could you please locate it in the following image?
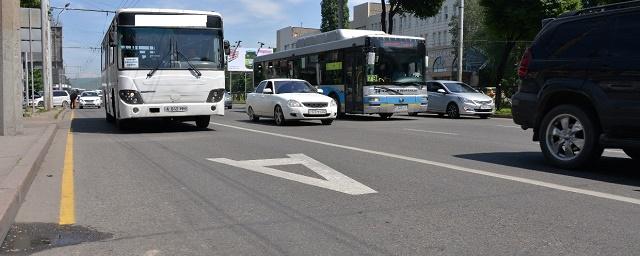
[208,154,377,195]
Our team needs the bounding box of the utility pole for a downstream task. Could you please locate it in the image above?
[1,0,23,136]
[28,10,35,113]
[457,0,464,82]
[338,0,344,29]
[42,0,54,110]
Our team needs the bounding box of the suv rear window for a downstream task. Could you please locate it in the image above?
[609,12,640,58]
[53,91,67,97]
[543,17,605,59]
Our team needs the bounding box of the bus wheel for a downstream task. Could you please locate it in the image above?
[379,113,393,119]
[196,115,211,129]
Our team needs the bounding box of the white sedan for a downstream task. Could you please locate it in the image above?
[246,79,338,125]
[78,91,102,109]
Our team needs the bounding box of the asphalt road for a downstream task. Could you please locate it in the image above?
[5,107,640,255]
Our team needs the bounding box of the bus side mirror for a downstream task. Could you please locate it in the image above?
[108,31,117,47]
[224,40,231,56]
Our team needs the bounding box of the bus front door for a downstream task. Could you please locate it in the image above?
[344,51,364,113]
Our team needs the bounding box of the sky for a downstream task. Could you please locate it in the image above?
[51,0,370,79]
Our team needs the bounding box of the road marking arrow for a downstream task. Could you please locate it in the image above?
[208,154,376,195]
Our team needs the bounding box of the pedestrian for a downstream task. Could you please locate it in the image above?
[69,90,78,109]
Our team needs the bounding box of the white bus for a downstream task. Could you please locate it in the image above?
[101,9,230,128]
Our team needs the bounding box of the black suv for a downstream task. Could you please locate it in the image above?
[512,1,640,169]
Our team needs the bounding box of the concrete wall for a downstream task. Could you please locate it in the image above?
[1,0,23,136]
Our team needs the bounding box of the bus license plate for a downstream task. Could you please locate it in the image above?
[164,106,188,112]
[308,109,326,115]
[394,105,408,112]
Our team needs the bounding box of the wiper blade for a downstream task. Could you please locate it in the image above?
[374,86,403,95]
[147,48,173,79]
[176,50,202,78]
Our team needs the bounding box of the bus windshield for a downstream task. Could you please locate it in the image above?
[119,27,223,70]
[369,38,425,85]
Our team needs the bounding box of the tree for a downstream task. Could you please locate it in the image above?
[20,0,41,8]
[479,0,582,108]
[380,0,445,34]
[321,0,349,32]
[449,0,485,57]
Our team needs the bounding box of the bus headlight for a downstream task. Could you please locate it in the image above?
[287,100,303,108]
[119,90,144,104]
[330,99,337,107]
[206,89,225,103]
[370,97,380,102]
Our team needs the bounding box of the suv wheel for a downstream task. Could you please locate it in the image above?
[539,105,603,169]
[624,149,640,161]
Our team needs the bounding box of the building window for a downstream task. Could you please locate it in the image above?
[444,6,448,20]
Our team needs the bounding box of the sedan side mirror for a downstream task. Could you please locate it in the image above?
[317,88,324,94]
[437,89,447,94]
[263,88,273,94]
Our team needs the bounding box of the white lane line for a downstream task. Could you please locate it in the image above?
[404,128,459,136]
[211,122,640,206]
[496,125,520,128]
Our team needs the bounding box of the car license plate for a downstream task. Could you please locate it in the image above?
[394,105,408,112]
[481,105,492,110]
[308,109,327,115]
[164,106,188,112]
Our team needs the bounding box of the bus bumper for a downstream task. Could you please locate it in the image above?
[364,103,428,114]
[118,100,224,119]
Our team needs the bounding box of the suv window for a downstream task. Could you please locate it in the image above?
[609,12,640,58]
[545,17,605,59]
[255,81,266,93]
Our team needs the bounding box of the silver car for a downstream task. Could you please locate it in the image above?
[224,91,233,109]
[426,80,495,119]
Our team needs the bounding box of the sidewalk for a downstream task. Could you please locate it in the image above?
[0,108,66,242]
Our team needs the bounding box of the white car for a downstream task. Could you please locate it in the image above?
[52,90,71,108]
[246,79,338,125]
[78,91,102,109]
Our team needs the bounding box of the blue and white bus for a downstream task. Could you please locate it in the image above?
[254,29,428,119]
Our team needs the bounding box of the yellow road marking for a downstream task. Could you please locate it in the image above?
[59,111,75,225]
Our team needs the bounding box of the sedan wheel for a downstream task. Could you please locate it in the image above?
[274,105,286,126]
[447,103,460,119]
[247,106,259,121]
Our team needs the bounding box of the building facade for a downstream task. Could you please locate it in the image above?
[276,26,321,51]
[350,1,461,81]
[20,8,66,89]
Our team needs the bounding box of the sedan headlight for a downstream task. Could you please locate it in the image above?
[459,97,475,104]
[330,99,337,107]
[287,99,303,108]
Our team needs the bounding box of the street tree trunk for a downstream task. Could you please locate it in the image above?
[380,0,387,32]
[494,40,516,110]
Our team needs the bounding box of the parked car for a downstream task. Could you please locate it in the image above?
[224,91,233,109]
[24,91,44,107]
[78,91,102,109]
[425,80,495,119]
[52,90,70,108]
[246,79,338,126]
[511,1,640,168]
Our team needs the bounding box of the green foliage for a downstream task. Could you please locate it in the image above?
[382,0,445,34]
[449,0,486,54]
[31,69,43,92]
[321,0,350,32]
[20,0,41,8]
[478,0,582,108]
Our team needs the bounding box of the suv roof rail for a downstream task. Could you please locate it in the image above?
[559,0,640,18]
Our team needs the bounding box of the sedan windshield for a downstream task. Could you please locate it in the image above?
[443,82,478,93]
[81,92,99,97]
[275,81,316,94]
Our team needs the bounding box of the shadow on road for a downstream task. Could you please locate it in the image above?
[70,118,214,134]
[337,115,417,122]
[236,119,324,127]
[455,151,640,187]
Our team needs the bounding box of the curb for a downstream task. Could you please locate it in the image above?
[0,123,57,243]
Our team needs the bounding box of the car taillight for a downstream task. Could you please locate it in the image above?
[518,48,532,79]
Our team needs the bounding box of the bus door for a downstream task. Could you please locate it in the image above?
[344,51,364,113]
